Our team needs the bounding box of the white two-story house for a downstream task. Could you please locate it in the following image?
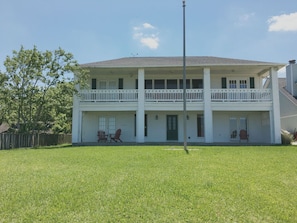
[72,56,285,145]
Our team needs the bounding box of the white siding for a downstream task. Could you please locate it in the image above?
[280,93,297,133]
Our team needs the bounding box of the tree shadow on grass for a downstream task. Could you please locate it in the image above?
[33,144,72,150]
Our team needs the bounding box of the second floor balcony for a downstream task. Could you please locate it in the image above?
[79,89,272,103]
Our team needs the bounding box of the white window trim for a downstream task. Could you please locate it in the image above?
[227,77,249,89]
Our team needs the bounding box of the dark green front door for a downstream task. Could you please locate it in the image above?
[167,115,178,140]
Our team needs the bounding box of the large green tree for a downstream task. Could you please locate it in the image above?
[0,46,89,133]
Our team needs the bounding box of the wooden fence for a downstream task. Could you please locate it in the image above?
[0,133,72,150]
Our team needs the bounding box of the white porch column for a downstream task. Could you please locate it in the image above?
[72,74,82,144]
[78,111,83,142]
[269,110,274,143]
[72,94,81,143]
[203,68,213,143]
[270,67,281,144]
[136,68,145,143]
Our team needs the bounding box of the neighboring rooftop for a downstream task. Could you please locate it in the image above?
[279,78,297,106]
[0,123,9,133]
[81,56,285,69]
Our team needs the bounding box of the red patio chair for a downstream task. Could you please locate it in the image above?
[98,131,108,142]
[110,129,122,142]
[239,129,249,142]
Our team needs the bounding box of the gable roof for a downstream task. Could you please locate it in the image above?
[81,56,285,69]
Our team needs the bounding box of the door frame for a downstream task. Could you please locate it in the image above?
[167,115,178,140]
[229,116,248,141]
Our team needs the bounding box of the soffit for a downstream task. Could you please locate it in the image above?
[84,56,285,77]
[88,65,277,77]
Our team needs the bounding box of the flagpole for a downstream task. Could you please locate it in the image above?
[182,0,189,154]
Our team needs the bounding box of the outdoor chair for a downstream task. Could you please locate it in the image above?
[230,130,237,139]
[110,129,122,142]
[97,131,108,142]
[239,129,249,142]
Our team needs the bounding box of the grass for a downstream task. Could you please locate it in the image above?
[0,145,297,222]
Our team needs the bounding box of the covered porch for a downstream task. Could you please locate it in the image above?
[76,110,273,144]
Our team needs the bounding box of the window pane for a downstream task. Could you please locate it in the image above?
[99,81,106,89]
[167,79,177,89]
[239,80,247,89]
[230,117,237,139]
[229,80,237,89]
[108,117,116,134]
[154,80,165,89]
[99,117,106,132]
[145,80,152,89]
[109,81,117,89]
[193,79,203,89]
[239,117,247,130]
[179,79,190,89]
[99,117,116,135]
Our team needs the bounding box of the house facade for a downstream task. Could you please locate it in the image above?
[72,56,285,145]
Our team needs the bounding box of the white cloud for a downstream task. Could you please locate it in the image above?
[268,12,297,32]
[140,36,159,50]
[143,23,155,29]
[133,23,160,50]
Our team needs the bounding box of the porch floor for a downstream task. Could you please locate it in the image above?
[72,142,276,147]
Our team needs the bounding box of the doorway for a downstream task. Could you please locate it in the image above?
[229,117,248,140]
[167,115,178,140]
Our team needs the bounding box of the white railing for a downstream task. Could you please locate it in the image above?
[80,90,138,102]
[211,89,271,102]
[145,89,203,102]
[79,89,272,103]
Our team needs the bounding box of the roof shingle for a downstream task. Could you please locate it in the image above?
[81,56,284,68]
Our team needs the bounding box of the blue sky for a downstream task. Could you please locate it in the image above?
[1,0,297,75]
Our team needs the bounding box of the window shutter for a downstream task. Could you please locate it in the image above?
[119,78,123,89]
[145,114,147,136]
[250,77,255,89]
[134,114,136,136]
[222,77,227,89]
[91,78,97,89]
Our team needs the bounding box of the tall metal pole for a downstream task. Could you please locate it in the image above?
[182,0,189,154]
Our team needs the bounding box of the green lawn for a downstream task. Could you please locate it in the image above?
[0,145,297,222]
